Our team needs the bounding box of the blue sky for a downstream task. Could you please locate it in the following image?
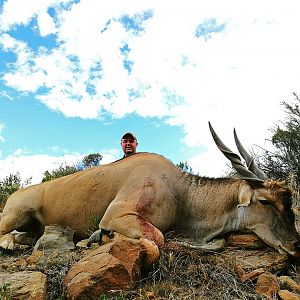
[0,0,300,183]
[0,93,190,159]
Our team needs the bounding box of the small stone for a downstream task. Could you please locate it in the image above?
[26,250,43,265]
[234,266,265,282]
[279,276,300,293]
[256,272,279,299]
[278,289,300,300]
[227,232,267,249]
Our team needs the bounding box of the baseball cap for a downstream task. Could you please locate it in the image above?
[121,132,137,141]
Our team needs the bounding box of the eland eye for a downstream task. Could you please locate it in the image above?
[259,199,272,206]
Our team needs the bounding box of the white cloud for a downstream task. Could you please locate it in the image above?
[1,0,300,176]
[0,90,13,100]
[0,149,119,184]
[13,148,24,155]
[0,153,79,183]
[100,149,120,165]
[37,10,57,36]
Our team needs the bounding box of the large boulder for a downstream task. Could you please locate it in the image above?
[33,225,75,253]
[64,237,158,299]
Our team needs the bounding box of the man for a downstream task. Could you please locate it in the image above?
[121,132,138,157]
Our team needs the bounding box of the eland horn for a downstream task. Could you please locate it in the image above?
[233,129,267,180]
[208,122,263,182]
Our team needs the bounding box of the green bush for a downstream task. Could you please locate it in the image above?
[0,172,31,210]
[42,153,103,182]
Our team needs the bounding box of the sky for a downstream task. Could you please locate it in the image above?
[0,0,300,184]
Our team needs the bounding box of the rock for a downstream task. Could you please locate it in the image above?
[66,252,130,299]
[226,232,267,249]
[0,271,46,300]
[256,272,279,299]
[279,276,300,293]
[231,249,288,283]
[234,266,265,282]
[234,250,288,272]
[26,249,73,270]
[213,248,288,282]
[0,257,29,273]
[15,258,27,269]
[33,225,75,253]
[278,289,300,300]
[64,238,153,299]
[26,250,44,266]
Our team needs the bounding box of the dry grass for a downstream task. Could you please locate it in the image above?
[109,241,263,300]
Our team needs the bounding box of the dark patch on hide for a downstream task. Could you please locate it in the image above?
[137,215,162,246]
[136,177,156,217]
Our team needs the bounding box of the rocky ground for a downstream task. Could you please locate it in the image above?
[0,227,300,299]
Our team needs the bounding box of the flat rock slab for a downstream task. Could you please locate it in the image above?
[0,271,46,300]
[226,232,267,249]
[219,248,288,272]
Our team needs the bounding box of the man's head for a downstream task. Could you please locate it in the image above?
[121,132,138,157]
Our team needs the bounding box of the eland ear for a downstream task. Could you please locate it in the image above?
[238,182,253,207]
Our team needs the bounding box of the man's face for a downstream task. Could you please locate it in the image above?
[121,136,138,156]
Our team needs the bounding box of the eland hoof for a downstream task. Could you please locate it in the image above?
[0,233,15,250]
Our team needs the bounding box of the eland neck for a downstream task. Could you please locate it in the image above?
[176,174,246,243]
